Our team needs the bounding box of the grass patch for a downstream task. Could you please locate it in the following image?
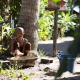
[38,49,47,57]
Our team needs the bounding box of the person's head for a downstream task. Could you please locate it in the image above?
[15,27,25,38]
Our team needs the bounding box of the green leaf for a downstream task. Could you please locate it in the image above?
[0,16,4,22]
[52,0,61,3]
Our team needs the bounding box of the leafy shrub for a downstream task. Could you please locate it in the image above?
[38,0,54,41]
[58,11,77,37]
[0,16,15,55]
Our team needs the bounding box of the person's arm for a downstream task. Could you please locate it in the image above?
[24,38,31,55]
[26,42,31,52]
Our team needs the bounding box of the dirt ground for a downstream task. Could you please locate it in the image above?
[1,57,80,80]
[21,57,80,80]
[1,37,80,80]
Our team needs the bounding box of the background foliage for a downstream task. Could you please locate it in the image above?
[0,0,79,41]
[38,0,54,40]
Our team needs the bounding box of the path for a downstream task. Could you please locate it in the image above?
[38,37,74,56]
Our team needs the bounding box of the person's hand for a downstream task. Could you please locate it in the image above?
[15,49,24,57]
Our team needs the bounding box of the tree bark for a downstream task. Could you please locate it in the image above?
[18,0,40,51]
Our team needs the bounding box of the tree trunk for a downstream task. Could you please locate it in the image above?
[18,0,40,51]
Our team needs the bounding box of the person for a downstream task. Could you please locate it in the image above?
[10,27,31,57]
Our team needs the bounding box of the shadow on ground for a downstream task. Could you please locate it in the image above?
[44,71,80,80]
[38,40,73,56]
[56,76,80,80]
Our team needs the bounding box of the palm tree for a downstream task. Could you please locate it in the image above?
[18,0,40,51]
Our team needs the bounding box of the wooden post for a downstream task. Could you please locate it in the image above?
[53,10,58,57]
[45,0,67,57]
[45,4,59,57]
